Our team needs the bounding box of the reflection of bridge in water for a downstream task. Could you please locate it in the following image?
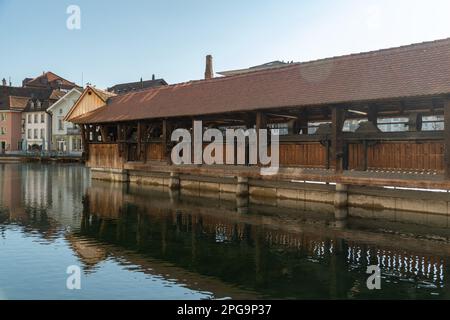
[81,181,450,298]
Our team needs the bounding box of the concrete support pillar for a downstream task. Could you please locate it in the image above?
[334,183,348,227]
[334,183,348,210]
[168,189,180,204]
[236,176,249,197]
[169,171,180,190]
[118,169,129,183]
[236,196,249,214]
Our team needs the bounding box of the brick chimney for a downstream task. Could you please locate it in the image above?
[204,55,214,79]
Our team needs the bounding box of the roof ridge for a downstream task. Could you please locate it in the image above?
[116,37,450,99]
[104,37,450,104]
[26,71,77,86]
[294,37,450,67]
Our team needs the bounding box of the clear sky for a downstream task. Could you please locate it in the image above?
[1,0,450,89]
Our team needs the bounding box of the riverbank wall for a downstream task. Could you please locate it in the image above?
[90,166,450,226]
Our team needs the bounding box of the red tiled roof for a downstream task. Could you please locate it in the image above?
[8,96,30,110]
[25,71,77,89]
[73,38,450,124]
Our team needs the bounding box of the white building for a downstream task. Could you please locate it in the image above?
[47,88,83,154]
[23,99,52,151]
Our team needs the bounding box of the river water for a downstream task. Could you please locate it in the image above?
[1,163,450,299]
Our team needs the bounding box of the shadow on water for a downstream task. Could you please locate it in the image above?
[2,163,450,299]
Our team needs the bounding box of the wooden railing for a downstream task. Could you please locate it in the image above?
[87,143,123,169]
[279,142,328,168]
[279,131,445,172]
[146,142,165,161]
[87,131,445,173]
[348,141,444,171]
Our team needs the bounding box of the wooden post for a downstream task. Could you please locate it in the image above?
[191,119,195,164]
[332,106,346,173]
[93,125,99,143]
[325,140,330,170]
[408,113,423,132]
[444,99,450,178]
[117,124,123,157]
[287,119,297,135]
[368,105,378,127]
[255,112,266,131]
[137,121,142,161]
[142,123,148,163]
[162,119,170,163]
[80,125,88,160]
[298,109,308,134]
[256,112,267,166]
[99,125,108,143]
[362,140,368,171]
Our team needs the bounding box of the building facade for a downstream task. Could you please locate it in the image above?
[0,72,79,152]
[47,88,83,154]
[23,101,53,151]
[0,95,29,153]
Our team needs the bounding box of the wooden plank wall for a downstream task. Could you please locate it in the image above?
[87,143,123,169]
[348,141,444,172]
[279,143,327,168]
[86,140,444,173]
[146,143,165,161]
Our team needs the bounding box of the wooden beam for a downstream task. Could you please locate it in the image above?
[255,112,267,130]
[408,113,422,132]
[99,125,108,143]
[332,106,346,173]
[137,121,142,161]
[298,109,308,134]
[80,125,88,160]
[117,124,124,157]
[444,99,450,178]
[367,105,378,126]
[162,119,170,164]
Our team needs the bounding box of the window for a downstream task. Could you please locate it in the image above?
[73,138,81,151]
[41,114,44,123]
[28,129,31,139]
[40,128,45,139]
[34,114,38,123]
[0,127,5,135]
[59,109,63,114]
[33,129,38,139]
[58,118,64,131]
[27,114,31,124]
[0,113,6,121]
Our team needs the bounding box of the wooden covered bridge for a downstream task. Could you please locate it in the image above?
[66,38,450,214]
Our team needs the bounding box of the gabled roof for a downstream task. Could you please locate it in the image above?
[8,96,30,110]
[64,86,116,121]
[90,86,116,101]
[107,78,168,94]
[47,88,82,113]
[0,86,56,111]
[72,37,450,124]
[24,71,78,90]
[218,61,290,76]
